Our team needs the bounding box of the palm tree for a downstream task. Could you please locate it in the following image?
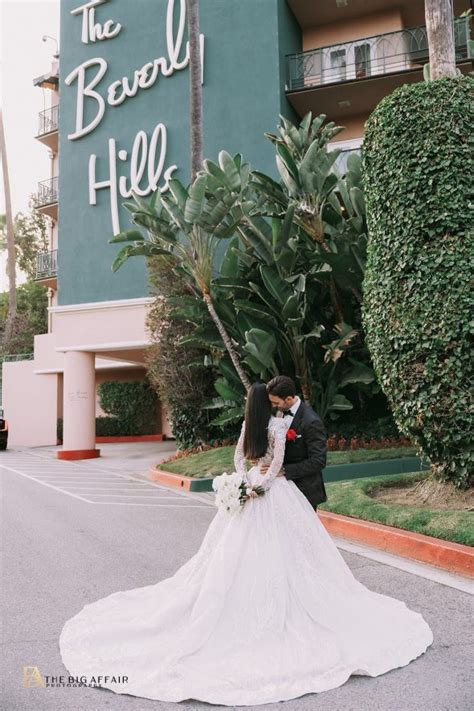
[186,0,203,180]
[111,169,253,392]
[424,0,458,79]
[0,108,17,347]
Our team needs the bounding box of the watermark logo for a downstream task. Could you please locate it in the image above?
[22,666,129,689]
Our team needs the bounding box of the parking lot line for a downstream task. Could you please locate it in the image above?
[1,450,215,508]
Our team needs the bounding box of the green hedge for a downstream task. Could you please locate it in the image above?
[57,415,151,439]
[97,380,159,435]
[326,414,402,442]
[361,76,474,488]
[57,380,160,439]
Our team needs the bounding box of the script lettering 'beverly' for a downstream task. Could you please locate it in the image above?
[66,0,204,140]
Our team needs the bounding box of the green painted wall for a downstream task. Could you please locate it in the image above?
[58,0,301,305]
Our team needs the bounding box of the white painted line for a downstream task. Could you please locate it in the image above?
[1,465,92,503]
[82,493,204,499]
[2,459,214,507]
[1,451,215,507]
[53,486,164,490]
[332,536,474,594]
[27,478,126,482]
[88,501,213,508]
[59,487,173,491]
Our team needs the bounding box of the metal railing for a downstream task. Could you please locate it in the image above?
[35,249,58,280]
[286,16,472,91]
[34,176,58,208]
[38,104,59,136]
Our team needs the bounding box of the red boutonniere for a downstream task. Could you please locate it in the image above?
[286,428,298,441]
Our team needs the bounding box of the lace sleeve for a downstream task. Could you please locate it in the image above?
[261,418,289,491]
[233,420,248,479]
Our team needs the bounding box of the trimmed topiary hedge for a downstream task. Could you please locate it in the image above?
[57,416,134,439]
[97,380,159,435]
[361,75,474,489]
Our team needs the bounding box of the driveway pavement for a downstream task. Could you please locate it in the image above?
[1,443,472,710]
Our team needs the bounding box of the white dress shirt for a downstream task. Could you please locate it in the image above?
[283,396,301,425]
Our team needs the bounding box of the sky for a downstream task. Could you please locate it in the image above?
[0,0,60,216]
[0,0,60,288]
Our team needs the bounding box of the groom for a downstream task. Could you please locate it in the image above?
[261,375,328,511]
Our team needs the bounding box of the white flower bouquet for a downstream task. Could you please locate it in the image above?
[212,471,266,515]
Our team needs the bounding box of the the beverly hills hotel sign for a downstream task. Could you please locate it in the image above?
[65,0,205,234]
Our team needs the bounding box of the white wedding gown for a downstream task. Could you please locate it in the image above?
[59,415,433,706]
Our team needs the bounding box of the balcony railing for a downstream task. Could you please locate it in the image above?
[38,104,59,136]
[34,177,58,208]
[35,249,58,280]
[286,16,472,92]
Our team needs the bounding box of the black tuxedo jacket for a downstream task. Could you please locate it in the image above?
[282,401,328,508]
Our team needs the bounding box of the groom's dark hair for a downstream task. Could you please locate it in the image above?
[266,375,297,399]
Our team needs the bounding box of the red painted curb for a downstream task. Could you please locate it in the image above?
[57,448,101,460]
[96,434,166,443]
[317,510,474,579]
[149,467,192,491]
[150,467,473,579]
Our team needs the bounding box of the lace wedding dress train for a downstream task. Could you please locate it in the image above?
[59,416,433,706]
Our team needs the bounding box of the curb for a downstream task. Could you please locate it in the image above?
[149,467,473,579]
[316,510,473,580]
[57,448,101,460]
[149,467,212,492]
[96,434,167,443]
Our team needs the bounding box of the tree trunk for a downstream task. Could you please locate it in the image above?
[186,0,203,181]
[202,291,252,391]
[299,376,312,405]
[425,0,457,79]
[0,108,17,348]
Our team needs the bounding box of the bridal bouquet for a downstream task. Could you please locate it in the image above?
[212,471,266,515]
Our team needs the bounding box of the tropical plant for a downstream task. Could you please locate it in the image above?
[108,112,380,430]
[197,113,373,411]
[108,170,252,391]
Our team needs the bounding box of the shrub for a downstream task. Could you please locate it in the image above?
[97,380,159,435]
[145,254,216,450]
[362,76,474,488]
[57,416,142,440]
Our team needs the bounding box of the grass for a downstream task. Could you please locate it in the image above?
[157,445,418,479]
[157,447,473,546]
[318,470,474,547]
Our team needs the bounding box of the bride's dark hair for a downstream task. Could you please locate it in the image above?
[243,382,272,459]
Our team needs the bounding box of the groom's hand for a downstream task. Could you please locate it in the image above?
[259,465,284,477]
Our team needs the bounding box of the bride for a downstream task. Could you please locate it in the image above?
[59,382,433,706]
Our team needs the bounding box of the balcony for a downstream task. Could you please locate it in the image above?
[286,16,473,120]
[35,249,58,289]
[33,177,58,220]
[36,105,59,152]
[286,0,471,30]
